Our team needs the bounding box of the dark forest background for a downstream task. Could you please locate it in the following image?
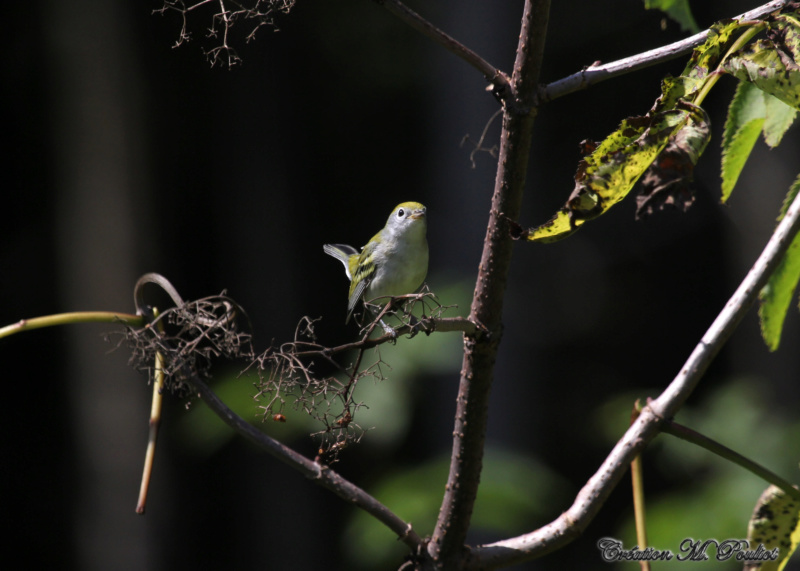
[3,1,799,569]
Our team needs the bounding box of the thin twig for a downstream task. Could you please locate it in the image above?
[188,371,424,550]
[136,344,166,514]
[276,316,478,362]
[461,108,503,169]
[540,0,790,102]
[340,316,478,352]
[469,178,800,569]
[373,0,515,108]
[629,403,650,571]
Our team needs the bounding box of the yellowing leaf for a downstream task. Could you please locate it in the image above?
[655,75,703,113]
[637,104,710,218]
[525,209,575,243]
[745,484,800,571]
[525,13,800,244]
[723,39,800,111]
[527,110,687,242]
[683,20,742,82]
[771,13,800,66]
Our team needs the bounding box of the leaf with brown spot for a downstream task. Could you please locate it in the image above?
[636,104,709,219]
[722,39,800,111]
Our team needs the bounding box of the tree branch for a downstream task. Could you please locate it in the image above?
[310,315,479,355]
[426,0,551,568]
[0,311,143,339]
[540,0,791,102]
[372,0,514,108]
[468,180,800,569]
[188,372,423,551]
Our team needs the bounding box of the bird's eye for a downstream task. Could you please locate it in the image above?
[397,208,405,218]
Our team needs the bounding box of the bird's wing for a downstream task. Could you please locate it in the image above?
[346,241,378,322]
[323,243,359,279]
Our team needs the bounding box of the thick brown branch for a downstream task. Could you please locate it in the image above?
[468,177,800,569]
[427,0,551,568]
[540,0,790,101]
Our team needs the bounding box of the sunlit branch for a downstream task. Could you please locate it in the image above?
[469,180,800,569]
[540,0,790,101]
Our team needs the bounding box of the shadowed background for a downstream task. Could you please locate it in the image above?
[3,1,800,569]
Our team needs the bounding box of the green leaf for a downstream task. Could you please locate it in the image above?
[721,81,766,202]
[758,174,800,351]
[746,484,800,571]
[721,120,763,202]
[723,81,767,149]
[722,39,800,111]
[720,79,797,200]
[643,0,700,34]
[763,92,798,147]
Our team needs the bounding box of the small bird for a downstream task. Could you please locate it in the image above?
[324,202,429,325]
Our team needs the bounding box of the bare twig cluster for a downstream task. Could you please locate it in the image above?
[119,294,253,393]
[248,289,455,459]
[154,0,296,67]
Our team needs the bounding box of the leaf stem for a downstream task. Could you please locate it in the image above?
[693,23,764,107]
[661,419,800,501]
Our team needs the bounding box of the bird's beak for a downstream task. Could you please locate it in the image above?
[410,208,426,220]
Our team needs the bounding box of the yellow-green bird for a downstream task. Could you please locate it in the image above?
[324,202,429,324]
